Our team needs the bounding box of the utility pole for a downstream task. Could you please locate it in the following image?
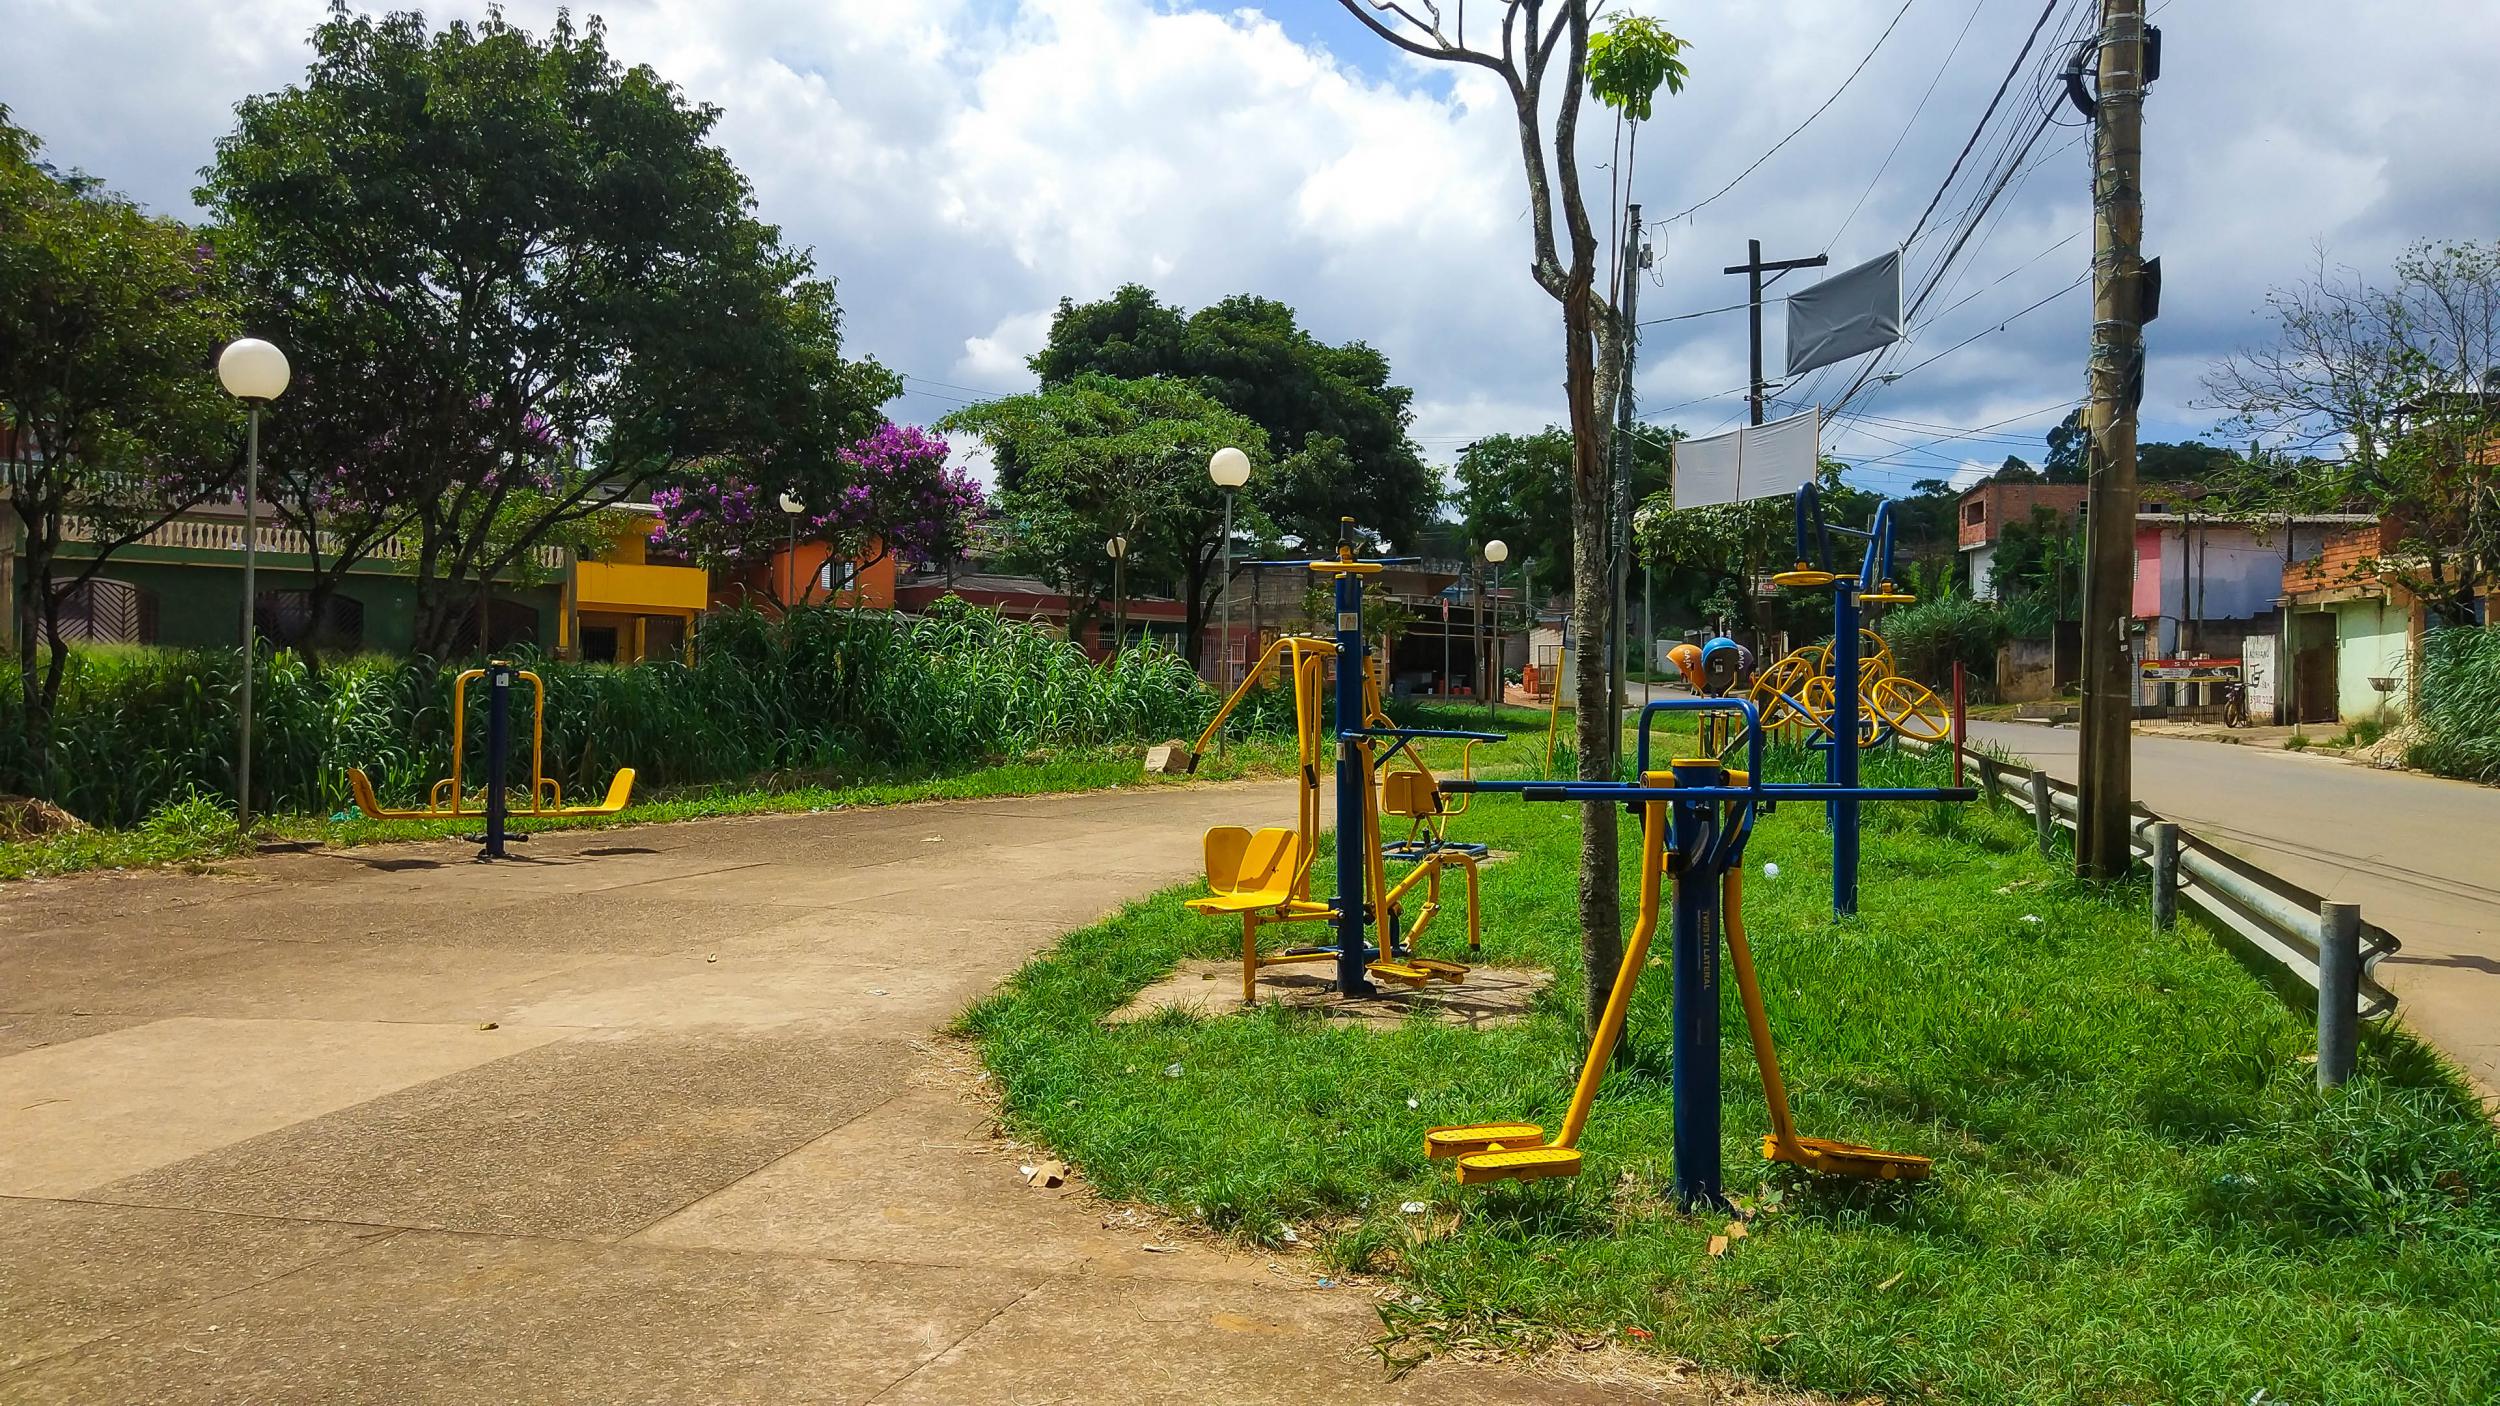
[1610,205,1642,738]
[1723,240,1828,655]
[2076,0,2150,880]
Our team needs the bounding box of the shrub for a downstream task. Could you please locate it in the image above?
[2407,625,2500,781]
[0,600,1228,827]
[1872,592,2010,683]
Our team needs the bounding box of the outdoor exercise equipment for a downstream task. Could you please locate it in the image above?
[1740,483,1953,915]
[1187,519,1504,1001]
[1423,699,1972,1208]
[346,659,635,860]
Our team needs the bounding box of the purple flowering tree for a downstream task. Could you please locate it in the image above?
[654,425,984,606]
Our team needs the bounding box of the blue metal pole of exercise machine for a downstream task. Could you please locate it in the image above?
[482,659,511,862]
[1830,580,1861,917]
[1669,756,1726,1209]
[1331,531,1376,997]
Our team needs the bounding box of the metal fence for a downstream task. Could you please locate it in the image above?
[1929,742,2400,1086]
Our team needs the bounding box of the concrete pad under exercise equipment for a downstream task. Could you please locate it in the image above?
[1110,960,1550,1028]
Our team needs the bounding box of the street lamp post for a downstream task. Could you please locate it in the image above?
[1483,540,1509,715]
[1208,446,1250,687]
[778,491,806,608]
[217,337,291,831]
[1105,535,1129,659]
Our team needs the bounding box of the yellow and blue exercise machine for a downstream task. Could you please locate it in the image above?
[1423,695,1974,1208]
[1186,519,1505,1002]
[1745,483,1947,915]
[346,659,635,860]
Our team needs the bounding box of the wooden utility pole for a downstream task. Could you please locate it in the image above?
[1724,240,1828,654]
[2076,0,2149,879]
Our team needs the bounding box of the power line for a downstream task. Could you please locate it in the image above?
[1658,0,1922,226]
[1901,0,2068,248]
[1826,0,1992,255]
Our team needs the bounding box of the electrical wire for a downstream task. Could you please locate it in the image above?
[1658,0,1922,226]
[1826,0,1993,255]
[1901,0,2068,248]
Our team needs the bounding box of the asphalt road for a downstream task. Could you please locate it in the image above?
[1969,720,2500,1104]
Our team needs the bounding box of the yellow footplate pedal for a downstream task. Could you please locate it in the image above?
[1423,1122,1544,1159]
[1404,958,1469,982]
[1455,1145,1583,1185]
[1366,959,1432,987]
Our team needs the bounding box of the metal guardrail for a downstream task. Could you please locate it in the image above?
[1910,741,2400,1086]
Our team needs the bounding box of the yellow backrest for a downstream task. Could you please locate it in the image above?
[1381,769,1442,818]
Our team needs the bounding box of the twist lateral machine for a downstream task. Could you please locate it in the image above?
[1427,698,1975,1209]
[1759,482,1919,917]
[1187,518,1504,1000]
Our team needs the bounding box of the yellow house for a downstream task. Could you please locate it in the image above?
[561,506,710,663]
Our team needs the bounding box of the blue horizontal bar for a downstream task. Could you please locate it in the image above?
[1443,781,1978,803]
[1350,726,1506,743]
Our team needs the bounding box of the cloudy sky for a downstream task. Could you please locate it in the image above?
[13,0,2494,496]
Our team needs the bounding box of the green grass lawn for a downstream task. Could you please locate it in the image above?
[965,716,2500,1404]
[0,736,1302,881]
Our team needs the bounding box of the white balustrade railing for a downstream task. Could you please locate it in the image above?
[59,516,567,571]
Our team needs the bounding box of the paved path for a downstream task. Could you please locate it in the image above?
[1970,720,2500,1102]
[0,784,1705,1404]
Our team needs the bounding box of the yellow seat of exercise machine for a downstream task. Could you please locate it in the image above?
[1189,825,1307,913]
[1457,1145,1584,1185]
[1423,1122,1545,1158]
[1367,956,1469,988]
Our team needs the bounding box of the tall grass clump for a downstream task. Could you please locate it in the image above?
[1875,592,2011,684]
[0,598,1231,826]
[2407,624,2500,781]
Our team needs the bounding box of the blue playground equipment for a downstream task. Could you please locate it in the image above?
[1746,482,1929,917]
[1187,518,1505,1000]
[1425,698,1975,1209]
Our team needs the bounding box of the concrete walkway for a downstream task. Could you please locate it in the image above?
[0,784,1705,1404]
[1970,720,2500,1104]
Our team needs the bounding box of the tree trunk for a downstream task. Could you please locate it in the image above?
[1563,284,1621,1039]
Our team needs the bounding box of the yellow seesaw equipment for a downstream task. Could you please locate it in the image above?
[347,662,635,823]
[1184,632,1489,1002]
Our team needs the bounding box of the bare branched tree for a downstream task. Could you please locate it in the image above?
[1333,0,1663,1033]
[2205,240,2500,624]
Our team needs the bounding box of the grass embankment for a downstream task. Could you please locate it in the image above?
[965,715,2500,1404]
[0,736,1301,881]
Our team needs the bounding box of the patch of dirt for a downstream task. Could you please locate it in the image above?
[1108,960,1550,1029]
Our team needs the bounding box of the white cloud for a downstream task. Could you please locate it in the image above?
[12,0,2499,494]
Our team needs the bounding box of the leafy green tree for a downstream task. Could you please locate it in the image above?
[1987,505,2085,629]
[938,375,1269,668]
[0,109,240,728]
[2044,409,2086,483]
[203,6,894,657]
[1031,285,1435,549]
[1456,425,1669,603]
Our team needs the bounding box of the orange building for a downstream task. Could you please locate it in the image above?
[716,542,898,612]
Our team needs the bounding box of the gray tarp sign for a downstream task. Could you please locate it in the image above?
[1784,249,1904,377]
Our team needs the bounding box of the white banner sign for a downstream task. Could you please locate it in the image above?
[1671,408,1820,510]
